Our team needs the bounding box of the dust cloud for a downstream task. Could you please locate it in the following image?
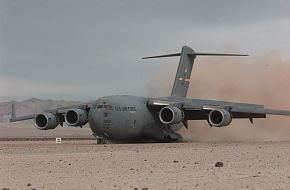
[146,51,290,141]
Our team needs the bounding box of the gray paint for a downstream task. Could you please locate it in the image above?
[10,46,290,142]
[171,46,195,98]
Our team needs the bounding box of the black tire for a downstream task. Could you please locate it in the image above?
[101,138,106,144]
[97,138,102,144]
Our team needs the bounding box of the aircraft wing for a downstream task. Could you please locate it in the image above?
[182,98,290,120]
[10,102,91,125]
[148,97,290,124]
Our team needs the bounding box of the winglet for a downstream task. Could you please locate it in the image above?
[10,101,16,122]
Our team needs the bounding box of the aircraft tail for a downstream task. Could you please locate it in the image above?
[143,46,248,98]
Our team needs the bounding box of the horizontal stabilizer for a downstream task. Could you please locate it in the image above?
[193,53,248,56]
[142,52,248,59]
[142,53,181,59]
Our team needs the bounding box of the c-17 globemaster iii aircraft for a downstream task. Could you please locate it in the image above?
[10,46,290,143]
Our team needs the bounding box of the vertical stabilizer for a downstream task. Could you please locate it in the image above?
[171,46,196,97]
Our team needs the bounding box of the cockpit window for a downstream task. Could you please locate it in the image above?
[97,104,113,110]
[97,105,103,109]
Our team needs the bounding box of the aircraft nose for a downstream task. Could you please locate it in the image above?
[89,109,104,134]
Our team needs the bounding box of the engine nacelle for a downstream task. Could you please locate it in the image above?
[35,113,59,130]
[208,109,232,127]
[159,106,184,125]
[65,108,88,126]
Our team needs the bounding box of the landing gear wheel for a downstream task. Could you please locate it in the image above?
[96,137,102,144]
[163,135,172,143]
[101,138,106,144]
[96,137,106,144]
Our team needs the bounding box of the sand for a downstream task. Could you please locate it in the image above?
[0,140,290,190]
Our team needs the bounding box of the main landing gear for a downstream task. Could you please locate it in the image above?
[96,136,106,144]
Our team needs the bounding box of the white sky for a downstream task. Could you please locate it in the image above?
[1,0,290,101]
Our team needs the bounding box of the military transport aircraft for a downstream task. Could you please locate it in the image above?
[10,46,290,143]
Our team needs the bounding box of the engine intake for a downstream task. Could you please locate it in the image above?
[208,109,232,127]
[65,108,88,126]
[159,106,184,125]
[35,113,59,130]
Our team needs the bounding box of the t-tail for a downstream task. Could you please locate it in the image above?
[143,46,248,98]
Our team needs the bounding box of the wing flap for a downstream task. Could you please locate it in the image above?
[231,107,290,116]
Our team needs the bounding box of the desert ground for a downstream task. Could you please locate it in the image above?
[0,140,289,190]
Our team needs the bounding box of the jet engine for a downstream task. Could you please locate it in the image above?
[65,108,88,126]
[35,113,59,130]
[159,106,184,125]
[208,109,232,127]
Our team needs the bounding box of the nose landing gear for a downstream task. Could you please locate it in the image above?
[92,133,107,144]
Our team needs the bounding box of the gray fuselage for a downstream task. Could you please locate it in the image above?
[88,95,182,141]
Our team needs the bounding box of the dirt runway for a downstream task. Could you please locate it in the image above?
[0,140,289,190]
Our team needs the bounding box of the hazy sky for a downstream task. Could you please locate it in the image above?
[1,0,290,101]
